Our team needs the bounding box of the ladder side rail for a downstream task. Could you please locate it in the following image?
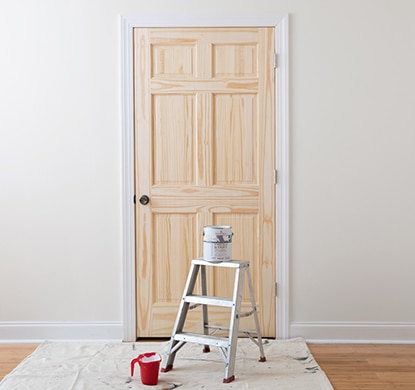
[161,262,200,372]
[223,266,245,383]
[175,262,200,333]
[200,264,210,352]
[246,264,266,360]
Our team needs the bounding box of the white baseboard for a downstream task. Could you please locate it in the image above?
[0,321,123,343]
[290,322,415,344]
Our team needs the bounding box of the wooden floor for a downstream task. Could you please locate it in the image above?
[308,343,415,390]
[1,343,415,389]
[0,344,38,382]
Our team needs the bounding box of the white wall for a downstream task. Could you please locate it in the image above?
[1,0,415,342]
[286,0,415,341]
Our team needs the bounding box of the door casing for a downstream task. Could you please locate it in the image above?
[120,14,289,342]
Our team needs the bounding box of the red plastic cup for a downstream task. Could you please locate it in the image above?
[130,352,162,385]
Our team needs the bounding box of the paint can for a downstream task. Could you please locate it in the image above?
[203,226,233,262]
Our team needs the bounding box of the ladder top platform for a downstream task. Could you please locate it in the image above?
[192,258,249,268]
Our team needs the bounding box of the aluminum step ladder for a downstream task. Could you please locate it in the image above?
[161,258,266,383]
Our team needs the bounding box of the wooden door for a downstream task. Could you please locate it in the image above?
[134,27,275,338]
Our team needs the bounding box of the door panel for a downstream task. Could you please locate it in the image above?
[153,94,195,185]
[134,27,275,338]
[213,93,257,184]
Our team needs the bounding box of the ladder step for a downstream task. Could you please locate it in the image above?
[193,258,249,269]
[184,295,234,307]
[174,332,229,348]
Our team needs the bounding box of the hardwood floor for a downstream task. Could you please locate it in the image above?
[308,343,415,390]
[1,343,415,389]
[0,344,38,382]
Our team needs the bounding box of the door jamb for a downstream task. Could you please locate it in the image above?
[120,14,289,341]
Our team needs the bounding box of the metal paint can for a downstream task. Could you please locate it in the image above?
[203,226,233,261]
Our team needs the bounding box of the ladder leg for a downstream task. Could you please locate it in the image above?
[223,266,244,383]
[246,264,266,362]
[200,264,211,353]
[161,263,200,372]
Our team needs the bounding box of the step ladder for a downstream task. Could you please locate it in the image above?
[161,258,266,383]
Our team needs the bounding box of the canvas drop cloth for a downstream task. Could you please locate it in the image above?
[0,337,333,389]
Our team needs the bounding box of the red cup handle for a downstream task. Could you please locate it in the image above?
[130,357,140,377]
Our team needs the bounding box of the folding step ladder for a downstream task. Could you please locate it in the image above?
[161,258,266,383]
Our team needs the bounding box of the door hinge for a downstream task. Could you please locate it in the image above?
[274,53,278,69]
[275,282,278,297]
[133,195,136,204]
[274,169,278,184]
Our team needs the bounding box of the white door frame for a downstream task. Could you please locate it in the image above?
[120,14,289,342]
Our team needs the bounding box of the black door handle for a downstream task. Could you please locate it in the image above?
[139,195,150,205]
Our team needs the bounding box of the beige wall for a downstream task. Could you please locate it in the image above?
[1,0,415,341]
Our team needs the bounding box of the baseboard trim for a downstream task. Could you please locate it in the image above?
[0,321,123,343]
[290,322,415,344]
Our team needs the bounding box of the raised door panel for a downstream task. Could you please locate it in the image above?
[152,94,195,185]
[213,93,258,185]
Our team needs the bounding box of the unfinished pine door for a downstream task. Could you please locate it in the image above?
[134,27,275,338]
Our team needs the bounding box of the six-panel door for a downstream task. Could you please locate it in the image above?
[134,27,276,338]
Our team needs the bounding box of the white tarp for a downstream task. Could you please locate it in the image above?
[0,338,334,389]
